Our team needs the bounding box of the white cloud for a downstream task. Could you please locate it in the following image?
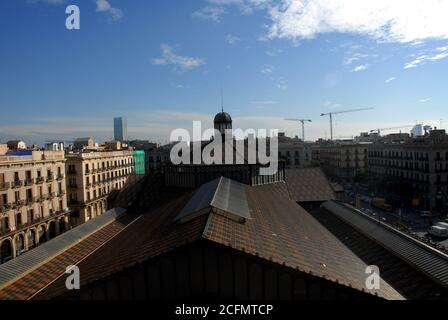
[404,46,448,69]
[95,0,123,21]
[385,77,396,83]
[351,64,368,72]
[265,0,448,44]
[344,52,369,65]
[192,6,226,22]
[209,0,448,44]
[260,64,275,74]
[419,98,430,103]
[225,34,241,45]
[277,78,288,90]
[152,44,205,72]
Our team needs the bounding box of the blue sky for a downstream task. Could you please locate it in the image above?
[1,0,448,144]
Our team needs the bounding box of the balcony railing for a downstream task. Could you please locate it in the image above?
[36,176,45,184]
[24,178,34,186]
[0,204,12,213]
[56,174,65,181]
[0,209,70,237]
[12,180,23,188]
[0,182,9,191]
[47,175,54,182]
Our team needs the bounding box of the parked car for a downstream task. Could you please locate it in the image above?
[428,225,448,238]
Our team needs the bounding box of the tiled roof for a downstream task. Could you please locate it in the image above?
[35,182,402,300]
[0,214,137,300]
[286,167,336,202]
[203,182,402,300]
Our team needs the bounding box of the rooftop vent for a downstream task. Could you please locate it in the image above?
[175,177,251,224]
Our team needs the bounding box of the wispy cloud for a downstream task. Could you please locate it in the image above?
[260,64,275,75]
[192,6,226,22]
[351,64,369,72]
[152,44,205,72]
[276,78,288,90]
[344,52,369,65]
[385,77,396,83]
[225,34,241,45]
[95,0,123,21]
[404,46,448,69]
[419,98,431,103]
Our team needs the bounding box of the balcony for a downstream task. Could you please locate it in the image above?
[84,170,91,176]
[49,192,56,199]
[12,180,23,188]
[24,178,34,186]
[56,174,65,181]
[0,209,71,237]
[0,204,12,213]
[47,175,54,182]
[26,197,38,205]
[15,200,26,208]
[0,182,9,191]
[36,176,45,184]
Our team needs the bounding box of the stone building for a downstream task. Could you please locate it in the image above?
[0,150,70,263]
[277,133,311,168]
[367,129,448,211]
[66,150,135,225]
[314,142,368,182]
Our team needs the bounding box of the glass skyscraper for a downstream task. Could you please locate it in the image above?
[114,117,127,142]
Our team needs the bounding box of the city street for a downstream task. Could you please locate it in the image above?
[344,185,448,251]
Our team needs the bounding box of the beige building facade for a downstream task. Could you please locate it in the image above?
[368,130,448,211]
[315,143,368,182]
[66,150,134,225]
[0,151,70,263]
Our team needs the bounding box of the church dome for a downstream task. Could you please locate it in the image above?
[214,112,232,124]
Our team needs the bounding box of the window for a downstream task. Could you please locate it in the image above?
[15,213,22,227]
[1,194,7,206]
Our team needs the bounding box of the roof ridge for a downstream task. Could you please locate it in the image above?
[210,176,223,207]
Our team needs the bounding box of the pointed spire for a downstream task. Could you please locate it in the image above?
[220,87,224,113]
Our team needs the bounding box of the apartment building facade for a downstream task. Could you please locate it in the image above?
[277,133,311,168]
[0,151,70,263]
[367,130,448,211]
[315,143,368,182]
[66,150,134,225]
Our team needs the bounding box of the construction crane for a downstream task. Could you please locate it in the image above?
[320,107,373,140]
[284,119,312,141]
[370,125,415,135]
